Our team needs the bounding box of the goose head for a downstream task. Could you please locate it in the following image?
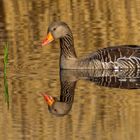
[43,93,72,116]
[42,21,71,46]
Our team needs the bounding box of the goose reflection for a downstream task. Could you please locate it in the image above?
[43,69,140,116]
[43,74,76,117]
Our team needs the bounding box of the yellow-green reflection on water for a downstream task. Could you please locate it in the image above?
[0,0,140,140]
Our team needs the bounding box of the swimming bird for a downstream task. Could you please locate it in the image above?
[42,21,140,69]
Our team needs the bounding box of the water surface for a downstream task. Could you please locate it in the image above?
[0,0,140,140]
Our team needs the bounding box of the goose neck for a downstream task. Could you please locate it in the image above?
[60,33,77,59]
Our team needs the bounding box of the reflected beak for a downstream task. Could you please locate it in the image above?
[43,94,55,106]
[42,32,54,46]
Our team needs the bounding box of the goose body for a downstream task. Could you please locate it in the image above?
[42,22,140,70]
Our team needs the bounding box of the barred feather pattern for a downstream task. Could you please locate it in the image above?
[60,81,76,104]
[60,33,77,58]
[87,68,140,89]
[61,69,140,89]
[77,46,140,69]
[59,30,140,70]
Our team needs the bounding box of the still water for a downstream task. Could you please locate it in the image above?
[0,0,140,140]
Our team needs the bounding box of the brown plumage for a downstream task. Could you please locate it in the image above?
[43,69,140,116]
[42,21,140,70]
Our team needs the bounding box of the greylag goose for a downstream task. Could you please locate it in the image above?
[42,21,140,69]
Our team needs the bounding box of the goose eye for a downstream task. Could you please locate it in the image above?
[53,28,56,31]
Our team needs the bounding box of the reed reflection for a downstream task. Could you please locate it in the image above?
[43,69,140,116]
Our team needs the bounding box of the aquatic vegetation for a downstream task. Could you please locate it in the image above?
[4,43,9,108]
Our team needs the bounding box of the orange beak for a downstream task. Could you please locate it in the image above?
[42,32,54,46]
[43,94,55,106]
